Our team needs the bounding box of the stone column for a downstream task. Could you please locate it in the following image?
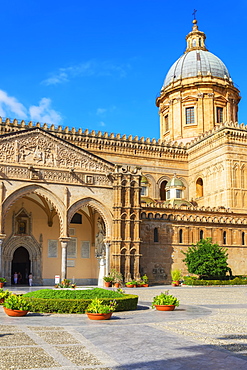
[60,238,70,281]
[0,235,6,277]
[0,239,3,277]
[104,240,110,276]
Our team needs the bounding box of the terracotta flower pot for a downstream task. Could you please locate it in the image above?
[143,284,149,287]
[4,307,28,317]
[104,282,112,288]
[114,283,120,288]
[154,305,175,311]
[86,312,112,320]
[172,281,180,287]
[0,282,4,288]
[126,284,134,288]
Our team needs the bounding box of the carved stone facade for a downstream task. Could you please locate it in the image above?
[0,19,247,285]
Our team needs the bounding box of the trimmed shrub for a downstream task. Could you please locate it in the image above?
[183,276,247,286]
[24,288,124,300]
[22,288,138,313]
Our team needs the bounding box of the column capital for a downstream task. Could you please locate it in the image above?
[59,237,71,243]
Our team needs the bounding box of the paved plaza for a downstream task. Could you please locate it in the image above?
[1,285,247,369]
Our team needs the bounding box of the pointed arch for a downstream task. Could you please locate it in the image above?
[2,184,65,235]
[68,197,113,239]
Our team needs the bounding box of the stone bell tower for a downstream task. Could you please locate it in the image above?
[156,19,241,143]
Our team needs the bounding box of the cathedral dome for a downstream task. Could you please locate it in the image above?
[163,50,231,88]
[156,18,240,142]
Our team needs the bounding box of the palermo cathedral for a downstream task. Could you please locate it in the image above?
[0,19,246,285]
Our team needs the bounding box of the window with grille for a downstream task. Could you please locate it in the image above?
[165,115,169,132]
[223,231,226,245]
[141,186,147,196]
[216,107,223,123]
[186,107,195,124]
[179,229,183,243]
[154,228,159,242]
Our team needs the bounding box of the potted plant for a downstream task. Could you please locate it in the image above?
[86,298,117,320]
[3,294,31,317]
[103,276,113,287]
[152,291,180,311]
[0,289,11,304]
[171,269,182,286]
[137,280,145,287]
[142,274,149,287]
[109,269,123,288]
[125,280,137,288]
[0,277,6,288]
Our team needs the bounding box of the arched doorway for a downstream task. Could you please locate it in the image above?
[11,247,30,285]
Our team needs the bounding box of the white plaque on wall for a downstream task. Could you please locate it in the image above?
[48,240,58,258]
[81,241,90,258]
[67,237,77,258]
[67,260,75,267]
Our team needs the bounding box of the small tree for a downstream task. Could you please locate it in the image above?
[182,238,229,278]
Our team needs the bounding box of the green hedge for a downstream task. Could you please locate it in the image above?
[183,276,247,286]
[24,288,124,300]
[22,294,138,313]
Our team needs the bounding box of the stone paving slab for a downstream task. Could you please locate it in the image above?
[1,285,247,369]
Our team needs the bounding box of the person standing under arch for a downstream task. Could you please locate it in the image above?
[28,273,33,287]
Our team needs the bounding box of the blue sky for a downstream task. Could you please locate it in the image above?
[0,1,246,139]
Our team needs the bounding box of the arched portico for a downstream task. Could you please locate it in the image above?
[1,184,65,284]
[68,198,113,282]
[2,184,66,235]
[68,197,113,239]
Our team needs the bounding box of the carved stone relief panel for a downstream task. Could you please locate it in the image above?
[0,130,114,173]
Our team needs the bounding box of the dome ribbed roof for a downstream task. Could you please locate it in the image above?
[164,50,230,88]
[166,177,184,188]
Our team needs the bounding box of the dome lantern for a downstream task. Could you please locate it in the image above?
[185,19,208,53]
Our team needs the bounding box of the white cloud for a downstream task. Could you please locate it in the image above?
[42,60,130,86]
[42,72,68,86]
[0,90,27,118]
[0,89,62,126]
[96,108,107,115]
[29,98,62,125]
[99,121,106,127]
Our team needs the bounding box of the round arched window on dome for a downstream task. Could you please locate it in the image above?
[196,178,203,198]
[192,39,196,47]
